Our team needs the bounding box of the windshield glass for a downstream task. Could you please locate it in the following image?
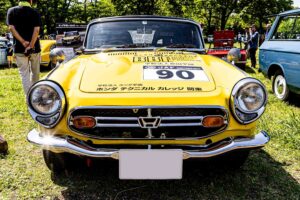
[85,20,202,49]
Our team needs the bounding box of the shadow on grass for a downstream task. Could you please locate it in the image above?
[51,150,300,200]
[244,65,256,74]
[287,93,300,107]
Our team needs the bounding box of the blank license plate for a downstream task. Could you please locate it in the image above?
[119,149,183,180]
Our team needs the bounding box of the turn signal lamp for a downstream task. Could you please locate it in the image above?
[72,116,96,129]
[202,116,224,128]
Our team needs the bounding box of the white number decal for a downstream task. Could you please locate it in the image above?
[143,66,209,81]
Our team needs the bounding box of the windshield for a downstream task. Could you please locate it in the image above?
[85,20,202,49]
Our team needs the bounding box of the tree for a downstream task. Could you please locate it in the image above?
[241,0,293,31]
[111,0,158,15]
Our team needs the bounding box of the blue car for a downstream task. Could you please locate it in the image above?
[259,9,300,101]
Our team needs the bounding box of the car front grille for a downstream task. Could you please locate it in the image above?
[68,106,228,139]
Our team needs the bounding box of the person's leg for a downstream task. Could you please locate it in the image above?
[253,48,257,68]
[249,48,255,68]
[7,56,12,68]
[15,54,31,94]
[29,53,41,85]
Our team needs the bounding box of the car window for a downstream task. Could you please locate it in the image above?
[272,15,300,40]
[85,20,202,49]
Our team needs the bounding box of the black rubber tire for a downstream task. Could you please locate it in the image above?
[214,150,250,170]
[48,61,56,69]
[43,150,76,174]
[272,70,290,101]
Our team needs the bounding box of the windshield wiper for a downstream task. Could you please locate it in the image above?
[166,44,197,48]
[154,44,199,52]
[115,44,152,48]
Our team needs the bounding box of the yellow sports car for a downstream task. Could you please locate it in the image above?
[27,16,269,179]
[40,39,56,67]
[62,31,81,46]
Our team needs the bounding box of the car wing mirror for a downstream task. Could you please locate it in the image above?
[49,48,65,69]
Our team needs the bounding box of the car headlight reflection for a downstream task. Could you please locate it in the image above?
[27,81,66,128]
[30,85,61,115]
[236,83,265,112]
[231,78,267,124]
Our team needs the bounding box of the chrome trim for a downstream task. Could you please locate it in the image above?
[67,106,229,140]
[27,129,270,159]
[27,80,66,128]
[230,78,268,124]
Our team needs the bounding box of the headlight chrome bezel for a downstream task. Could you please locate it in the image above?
[27,80,66,128]
[230,78,267,124]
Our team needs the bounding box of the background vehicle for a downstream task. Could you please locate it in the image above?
[40,40,57,67]
[27,16,269,179]
[0,38,11,66]
[259,9,300,101]
[62,31,81,46]
[207,30,247,69]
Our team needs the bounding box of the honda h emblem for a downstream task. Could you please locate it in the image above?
[138,117,161,128]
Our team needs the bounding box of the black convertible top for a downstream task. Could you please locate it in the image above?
[90,15,197,24]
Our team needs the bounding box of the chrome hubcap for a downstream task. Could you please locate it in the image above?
[274,75,286,99]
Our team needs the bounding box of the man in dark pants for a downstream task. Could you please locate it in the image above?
[248,25,259,68]
[6,0,41,95]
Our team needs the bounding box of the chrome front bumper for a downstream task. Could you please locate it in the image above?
[27,129,270,159]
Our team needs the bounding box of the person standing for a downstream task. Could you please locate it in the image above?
[248,24,259,68]
[237,32,242,48]
[6,43,13,68]
[6,0,41,95]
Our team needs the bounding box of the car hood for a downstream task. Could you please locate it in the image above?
[78,51,217,93]
[48,50,247,95]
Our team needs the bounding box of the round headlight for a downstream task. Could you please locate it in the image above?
[30,85,61,115]
[27,81,66,128]
[236,83,266,112]
[231,78,267,124]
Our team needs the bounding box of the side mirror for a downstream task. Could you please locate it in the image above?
[227,48,241,64]
[49,48,65,69]
[75,46,84,55]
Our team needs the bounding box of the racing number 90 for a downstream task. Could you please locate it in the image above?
[156,70,195,80]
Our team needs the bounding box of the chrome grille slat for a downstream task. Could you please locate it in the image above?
[161,116,203,120]
[96,124,140,128]
[96,117,138,121]
[160,123,202,127]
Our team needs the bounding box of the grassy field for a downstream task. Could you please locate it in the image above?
[0,65,299,200]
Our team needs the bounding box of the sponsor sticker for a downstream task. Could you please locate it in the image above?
[143,66,209,81]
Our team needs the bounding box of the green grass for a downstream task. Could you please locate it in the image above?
[0,66,299,200]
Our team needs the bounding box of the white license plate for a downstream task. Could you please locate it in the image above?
[119,149,183,180]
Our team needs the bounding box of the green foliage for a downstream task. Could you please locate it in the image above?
[240,0,293,30]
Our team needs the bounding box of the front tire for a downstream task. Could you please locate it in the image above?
[43,150,77,174]
[214,150,250,170]
[272,70,290,101]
